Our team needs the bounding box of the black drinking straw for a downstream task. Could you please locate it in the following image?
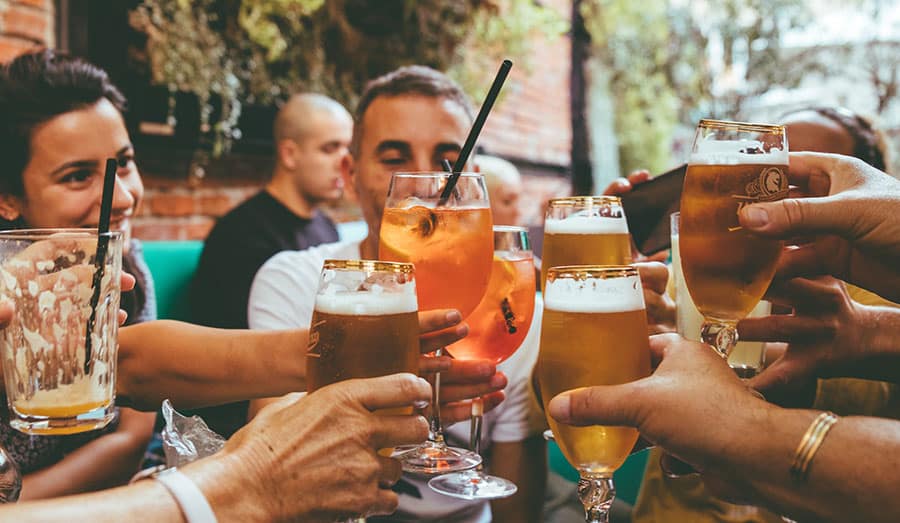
[441,158,453,173]
[83,158,117,373]
[438,59,513,206]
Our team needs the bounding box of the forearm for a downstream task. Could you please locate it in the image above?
[2,480,183,522]
[20,410,154,500]
[117,320,307,410]
[718,407,900,522]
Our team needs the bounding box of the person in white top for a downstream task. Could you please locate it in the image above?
[249,65,547,523]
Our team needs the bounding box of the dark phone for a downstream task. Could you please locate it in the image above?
[620,164,686,256]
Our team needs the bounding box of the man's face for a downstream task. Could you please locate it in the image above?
[351,95,471,238]
[290,108,353,203]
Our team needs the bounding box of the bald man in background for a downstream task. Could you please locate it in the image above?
[187,93,352,436]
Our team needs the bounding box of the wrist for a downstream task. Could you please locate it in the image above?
[180,451,268,523]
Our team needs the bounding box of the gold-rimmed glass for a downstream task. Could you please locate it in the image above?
[538,265,651,522]
[679,119,789,358]
[542,196,632,289]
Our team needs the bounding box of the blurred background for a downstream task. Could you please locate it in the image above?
[2,0,897,239]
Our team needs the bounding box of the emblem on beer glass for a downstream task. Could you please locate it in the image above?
[733,166,789,216]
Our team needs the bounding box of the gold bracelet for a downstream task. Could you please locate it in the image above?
[790,411,839,482]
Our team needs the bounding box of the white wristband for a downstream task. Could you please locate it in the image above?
[154,467,219,523]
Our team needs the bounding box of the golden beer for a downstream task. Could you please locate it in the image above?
[538,266,651,474]
[306,260,420,394]
[380,205,493,317]
[680,162,786,321]
[542,197,632,288]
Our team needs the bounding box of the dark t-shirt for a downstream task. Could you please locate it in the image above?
[188,190,338,437]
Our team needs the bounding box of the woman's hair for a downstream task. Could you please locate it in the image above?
[0,49,146,322]
[781,106,889,172]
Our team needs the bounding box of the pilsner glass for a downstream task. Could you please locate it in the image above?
[429,226,536,500]
[671,212,771,377]
[379,172,493,474]
[542,197,632,289]
[679,119,788,358]
[539,265,651,523]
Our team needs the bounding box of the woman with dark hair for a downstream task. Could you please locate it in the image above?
[0,49,155,499]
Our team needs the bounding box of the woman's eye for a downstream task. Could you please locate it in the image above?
[60,170,93,184]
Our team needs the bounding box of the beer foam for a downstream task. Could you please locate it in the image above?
[544,273,645,313]
[315,291,418,316]
[691,140,788,165]
[544,216,628,235]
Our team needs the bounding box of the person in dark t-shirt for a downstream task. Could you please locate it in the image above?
[187,93,352,437]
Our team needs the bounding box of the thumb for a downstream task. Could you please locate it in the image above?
[738,196,846,239]
[548,382,645,428]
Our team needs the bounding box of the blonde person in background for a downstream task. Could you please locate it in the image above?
[633,107,899,523]
[476,154,524,226]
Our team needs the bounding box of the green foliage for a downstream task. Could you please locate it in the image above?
[583,0,815,174]
[131,0,568,157]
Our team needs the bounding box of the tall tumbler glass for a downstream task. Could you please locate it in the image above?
[539,265,651,522]
[679,119,788,358]
[0,229,122,435]
[379,172,493,474]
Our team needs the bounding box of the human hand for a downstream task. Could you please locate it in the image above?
[417,309,506,424]
[744,277,891,401]
[602,169,651,196]
[738,152,900,301]
[211,374,431,522]
[635,261,676,334]
[547,334,770,476]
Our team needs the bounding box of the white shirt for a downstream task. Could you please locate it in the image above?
[248,240,546,522]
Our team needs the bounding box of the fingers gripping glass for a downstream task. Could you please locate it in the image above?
[428,226,536,500]
[679,120,788,359]
[379,172,493,474]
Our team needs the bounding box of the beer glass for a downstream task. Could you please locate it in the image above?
[679,119,788,358]
[542,196,632,289]
[429,226,535,500]
[306,259,420,523]
[539,265,651,523]
[0,229,122,435]
[379,172,493,474]
[306,260,420,393]
[671,212,771,376]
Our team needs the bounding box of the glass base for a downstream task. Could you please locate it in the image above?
[429,469,518,500]
[9,404,114,435]
[397,441,482,475]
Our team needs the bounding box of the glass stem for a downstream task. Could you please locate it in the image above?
[700,321,738,359]
[577,474,615,523]
[429,347,445,444]
[469,396,484,472]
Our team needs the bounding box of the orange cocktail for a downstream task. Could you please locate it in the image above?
[379,173,493,318]
[447,227,535,364]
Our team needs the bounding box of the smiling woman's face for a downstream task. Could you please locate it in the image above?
[0,98,143,246]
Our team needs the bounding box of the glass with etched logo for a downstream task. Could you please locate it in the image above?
[679,120,788,358]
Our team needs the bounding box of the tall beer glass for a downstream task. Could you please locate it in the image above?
[379,172,493,474]
[542,197,632,289]
[539,266,651,523]
[429,226,535,500]
[306,259,419,523]
[679,120,788,358]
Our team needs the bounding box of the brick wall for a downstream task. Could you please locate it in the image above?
[0,0,52,62]
[3,1,573,240]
